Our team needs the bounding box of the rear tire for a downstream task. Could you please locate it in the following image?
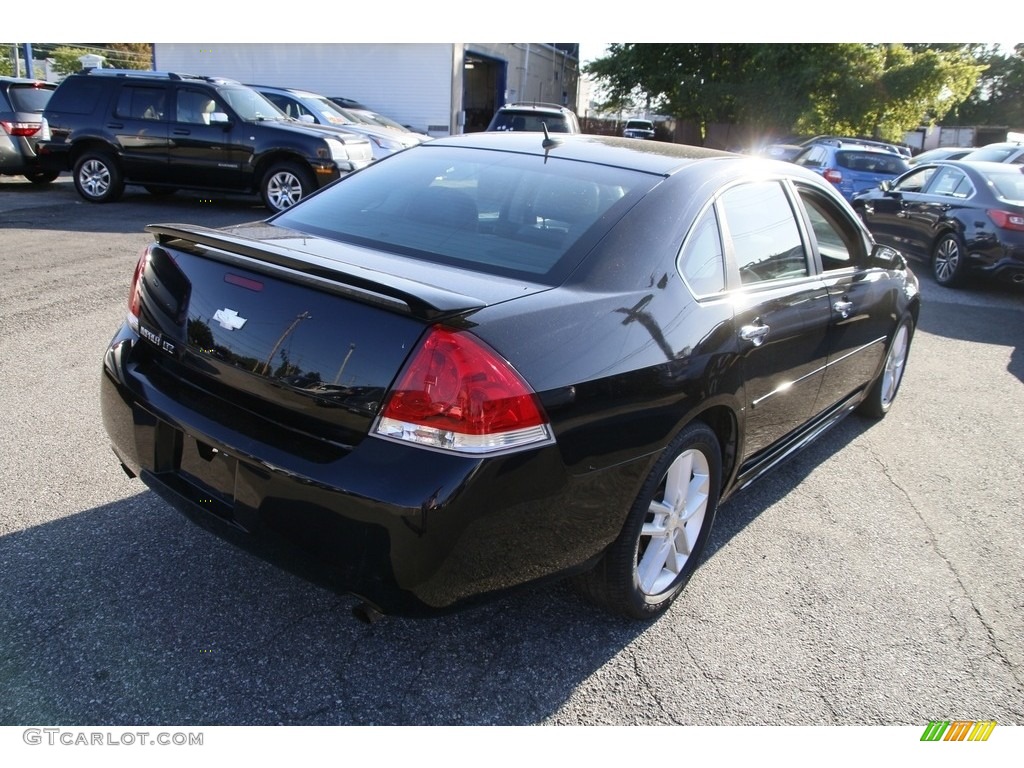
[858,316,913,419]
[73,151,124,203]
[932,232,967,287]
[574,421,722,620]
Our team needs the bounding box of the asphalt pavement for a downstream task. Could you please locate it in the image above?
[1,175,1022,728]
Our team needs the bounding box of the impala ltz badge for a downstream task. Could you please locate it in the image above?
[213,308,247,331]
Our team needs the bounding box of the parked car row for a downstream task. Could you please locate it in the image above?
[23,68,432,212]
[755,133,1024,289]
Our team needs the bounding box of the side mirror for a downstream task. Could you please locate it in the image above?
[209,112,230,125]
[298,114,316,124]
[870,243,905,269]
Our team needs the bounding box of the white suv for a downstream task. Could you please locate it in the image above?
[486,103,580,134]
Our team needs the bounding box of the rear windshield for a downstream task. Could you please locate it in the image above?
[626,121,653,131]
[965,146,1021,163]
[272,144,654,283]
[836,151,908,174]
[6,83,54,112]
[985,168,1024,203]
[490,110,571,133]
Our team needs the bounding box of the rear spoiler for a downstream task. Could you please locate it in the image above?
[146,223,486,321]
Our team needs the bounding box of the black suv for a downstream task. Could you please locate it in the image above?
[38,69,373,211]
[1,76,58,184]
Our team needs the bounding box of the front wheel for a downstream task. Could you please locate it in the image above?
[574,421,722,620]
[260,162,313,212]
[932,233,967,287]
[858,316,914,419]
[73,151,124,203]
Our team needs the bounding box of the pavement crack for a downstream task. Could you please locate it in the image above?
[865,444,1024,690]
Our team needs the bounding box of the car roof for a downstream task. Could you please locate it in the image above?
[426,132,821,177]
[0,76,55,85]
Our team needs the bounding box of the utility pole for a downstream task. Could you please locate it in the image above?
[257,311,311,376]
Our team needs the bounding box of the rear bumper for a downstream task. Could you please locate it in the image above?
[101,331,640,614]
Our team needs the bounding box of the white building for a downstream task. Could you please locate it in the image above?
[153,43,580,136]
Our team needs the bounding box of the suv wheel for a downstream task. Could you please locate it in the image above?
[261,162,313,212]
[73,151,124,203]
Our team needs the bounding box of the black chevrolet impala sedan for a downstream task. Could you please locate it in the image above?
[101,133,920,620]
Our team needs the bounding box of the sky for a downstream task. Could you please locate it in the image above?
[10,2,1005,47]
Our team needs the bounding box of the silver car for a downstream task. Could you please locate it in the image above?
[251,85,426,160]
[1,76,58,184]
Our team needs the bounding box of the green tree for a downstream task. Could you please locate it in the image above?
[586,43,985,143]
[955,44,1024,127]
[50,46,98,76]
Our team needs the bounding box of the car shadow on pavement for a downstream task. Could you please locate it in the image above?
[0,180,269,234]
[915,294,1024,385]
[0,413,877,727]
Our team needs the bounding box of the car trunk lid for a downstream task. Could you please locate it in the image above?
[131,222,551,449]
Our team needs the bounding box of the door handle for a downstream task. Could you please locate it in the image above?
[739,322,770,347]
[833,300,854,319]
[172,128,191,135]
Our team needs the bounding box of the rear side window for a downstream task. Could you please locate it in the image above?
[272,144,653,283]
[926,167,974,198]
[115,86,166,121]
[718,181,808,285]
[46,79,105,115]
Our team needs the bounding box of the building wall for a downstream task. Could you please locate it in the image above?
[468,43,578,109]
[153,43,579,137]
[154,43,455,135]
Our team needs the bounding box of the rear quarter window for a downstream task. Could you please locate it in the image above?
[46,80,106,115]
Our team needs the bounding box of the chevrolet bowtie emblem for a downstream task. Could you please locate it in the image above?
[213,308,247,331]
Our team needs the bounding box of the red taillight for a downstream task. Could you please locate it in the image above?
[0,120,41,137]
[823,169,843,184]
[375,327,553,454]
[127,248,148,330]
[987,209,1024,232]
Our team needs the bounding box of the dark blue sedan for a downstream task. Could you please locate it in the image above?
[852,160,1024,287]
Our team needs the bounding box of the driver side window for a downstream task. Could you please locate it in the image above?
[893,166,936,193]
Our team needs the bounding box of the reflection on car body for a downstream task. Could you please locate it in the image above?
[101,133,919,621]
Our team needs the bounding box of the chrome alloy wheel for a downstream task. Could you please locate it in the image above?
[880,322,910,409]
[78,159,112,199]
[266,169,305,210]
[933,236,961,284]
[636,448,711,596]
